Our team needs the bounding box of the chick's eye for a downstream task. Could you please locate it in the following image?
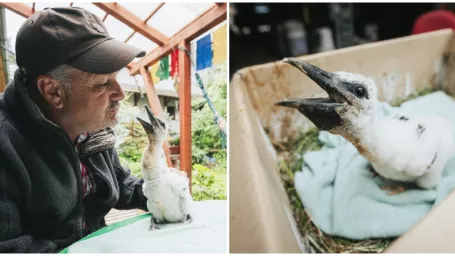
[354,86,366,98]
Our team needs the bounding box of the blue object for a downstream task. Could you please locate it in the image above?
[196,34,212,71]
[295,91,455,240]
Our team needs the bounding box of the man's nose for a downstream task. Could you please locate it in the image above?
[110,80,125,101]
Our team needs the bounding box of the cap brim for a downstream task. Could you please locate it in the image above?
[67,38,146,74]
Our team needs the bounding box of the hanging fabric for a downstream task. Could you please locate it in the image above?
[170,48,179,77]
[156,55,169,81]
[212,24,227,65]
[149,63,160,84]
[196,34,212,71]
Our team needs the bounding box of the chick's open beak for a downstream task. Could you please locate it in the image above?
[276,58,344,131]
[136,105,160,133]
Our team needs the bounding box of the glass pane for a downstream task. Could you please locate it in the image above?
[4,9,27,52]
[33,2,70,11]
[148,3,201,37]
[103,15,134,41]
[127,33,158,53]
[71,3,106,20]
[122,2,160,21]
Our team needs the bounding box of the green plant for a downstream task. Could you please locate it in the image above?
[114,64,227,201]
[191,66,227,164]
[191,164,226,201]
[120,156,143,179]
[169,136,180,146]
[116,120,148,167]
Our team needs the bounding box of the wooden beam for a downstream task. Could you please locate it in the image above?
[94,3,168,46]
[129,3,227,76]
[0,3,34,18]
[102,12,109,22]
[144,3,165,22]
[124,3,164,43]
[139,67,174,168]
[124,31,136,43]
[178,40,192,191]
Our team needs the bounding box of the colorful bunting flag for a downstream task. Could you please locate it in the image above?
[196,34,212,71]
[156,55,169,81]
[170,48,179,77]
[212,24,227,65]
[149,63,160,85]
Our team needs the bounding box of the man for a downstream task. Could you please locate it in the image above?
[0,6,149,252]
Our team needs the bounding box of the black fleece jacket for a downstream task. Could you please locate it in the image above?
[0,70,148,253]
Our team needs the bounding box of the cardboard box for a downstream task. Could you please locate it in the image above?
[229,29,455,253]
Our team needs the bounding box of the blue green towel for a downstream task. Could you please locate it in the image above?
[294,91,455,240]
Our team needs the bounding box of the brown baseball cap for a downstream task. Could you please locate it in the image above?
[15,6,146,76]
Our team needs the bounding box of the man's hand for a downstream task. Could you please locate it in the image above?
[169,168,188,177]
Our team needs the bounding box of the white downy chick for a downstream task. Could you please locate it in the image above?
[137,106,193,230]
[277,58,454,192]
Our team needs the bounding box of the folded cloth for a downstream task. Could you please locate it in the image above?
[294,91,455,240]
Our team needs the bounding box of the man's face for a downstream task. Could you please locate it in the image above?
[61,70,125,132]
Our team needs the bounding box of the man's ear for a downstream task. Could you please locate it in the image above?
[36,75,65,108]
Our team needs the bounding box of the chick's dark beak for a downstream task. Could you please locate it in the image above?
[136,105,160,133]
[283,58,334,92]
[276,98,342,130]
[276,58,343,131]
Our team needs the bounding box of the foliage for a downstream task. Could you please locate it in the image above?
[191,164,226,201]
[213,151,227,170]
[168,134,180,146]
[117,125,147,180]
[189,66,228,199]
[120,157,143,179]
[5,37,16,83]
[117,123,148,162]
[114,93,148,179]
[190,65,227,164]
[114,64,227,201]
